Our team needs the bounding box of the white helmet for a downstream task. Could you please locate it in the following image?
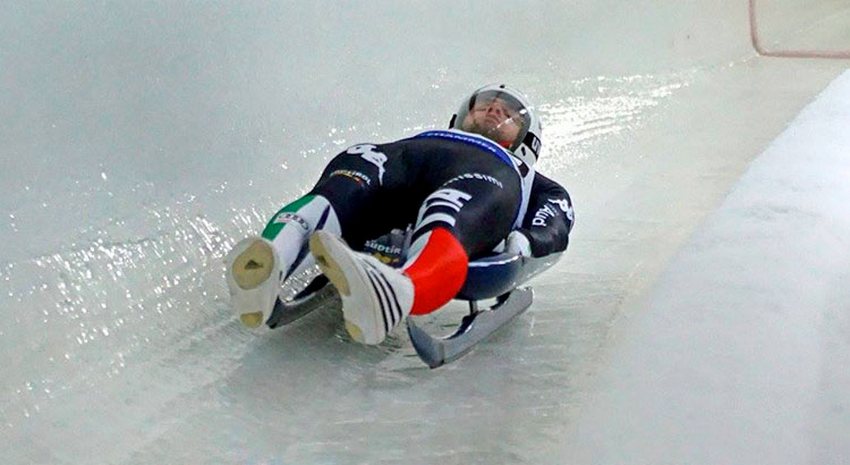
[449,84,542,170]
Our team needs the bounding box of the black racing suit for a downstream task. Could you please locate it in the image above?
[307,130,573,260]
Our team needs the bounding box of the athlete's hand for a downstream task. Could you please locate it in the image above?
[504,230,532,258]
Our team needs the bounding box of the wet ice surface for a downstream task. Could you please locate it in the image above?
[1,72,690,465]
[2,2,849,464]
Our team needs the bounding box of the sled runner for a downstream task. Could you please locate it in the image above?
[264,231,557,367]
[406,251,556,368]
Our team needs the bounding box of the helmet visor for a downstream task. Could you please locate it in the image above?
[455,89,531,151]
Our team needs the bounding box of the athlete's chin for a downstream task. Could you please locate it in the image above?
[461,123,506,145]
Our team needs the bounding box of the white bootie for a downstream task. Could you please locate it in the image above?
[309,230,414,345]
[225,236,284,328]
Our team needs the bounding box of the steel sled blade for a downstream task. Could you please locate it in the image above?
[406,287,533,368]
[266,275,340,328]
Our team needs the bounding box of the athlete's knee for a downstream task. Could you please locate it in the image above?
[412,187,473,239]
[320,143,391,189]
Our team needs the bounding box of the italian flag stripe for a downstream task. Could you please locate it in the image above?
[261,194,315,240]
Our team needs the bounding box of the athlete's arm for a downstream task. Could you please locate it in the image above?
[515,172,574,257]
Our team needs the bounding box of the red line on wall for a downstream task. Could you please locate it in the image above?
[749,0,850,59]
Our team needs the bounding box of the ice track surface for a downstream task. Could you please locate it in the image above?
[2,2,849,464]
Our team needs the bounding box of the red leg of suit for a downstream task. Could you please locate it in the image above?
[402,227,469,316]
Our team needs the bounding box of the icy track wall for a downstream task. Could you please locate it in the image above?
[1,1,849,464]
[0,0,764,264]
[567,70,850,465]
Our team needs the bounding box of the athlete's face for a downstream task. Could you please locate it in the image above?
[461,97,523,148]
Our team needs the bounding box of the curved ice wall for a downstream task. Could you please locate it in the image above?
[1,1,848,464]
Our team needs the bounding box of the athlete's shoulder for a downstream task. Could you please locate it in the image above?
[341,131,484,156]
[531,171,568,193]
[408,129,507,150]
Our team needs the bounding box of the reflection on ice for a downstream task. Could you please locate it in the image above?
[538,72,692,170]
